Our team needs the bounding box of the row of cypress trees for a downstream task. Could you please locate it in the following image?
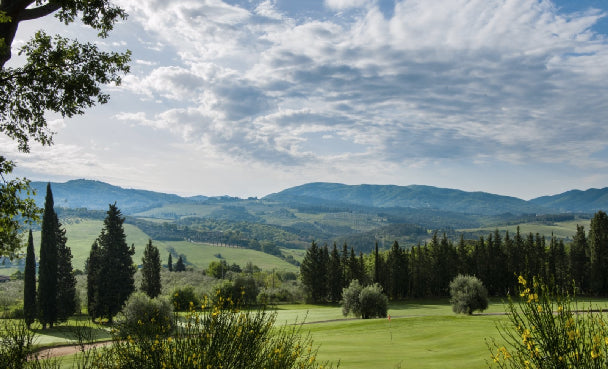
[23,184,77,329]
[23,185,164,327]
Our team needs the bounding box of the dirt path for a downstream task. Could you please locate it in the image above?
[35,340,113,359]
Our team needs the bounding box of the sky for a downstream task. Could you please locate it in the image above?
[3,0,608,200]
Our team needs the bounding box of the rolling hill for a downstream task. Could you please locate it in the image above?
[530,187,608,213]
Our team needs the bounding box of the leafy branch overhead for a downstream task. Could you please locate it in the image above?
[0,0,130,256]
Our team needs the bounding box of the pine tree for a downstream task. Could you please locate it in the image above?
[23,229,37,329]
[570,225,590,292]
[87,240,102,320]
[38,183,57,329]
[327,243,342,302]
[56,223,76,322]
[175,255,186,272]
[589,211,608,295]
[89,203,135,323]
[141,239,161,298]
[300,241,328,303]
[168,253,173,272]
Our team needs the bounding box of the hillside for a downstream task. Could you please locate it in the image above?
[263,182,547,216]
[30,179,194,214]
[530,187,608,213]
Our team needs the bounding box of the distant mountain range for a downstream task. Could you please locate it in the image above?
[30,179,608,216]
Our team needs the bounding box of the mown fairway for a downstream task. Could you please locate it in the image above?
[274,300,508,369]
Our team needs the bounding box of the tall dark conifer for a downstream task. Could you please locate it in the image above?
[141,239,161,298]
[23,229,37,328]
[89,203,135,323]
[570,225,590,292]
[87,240,102,320]
[37,183,57,329]
[175,255,186,272]
[167,253,173,271]
[56,223,76,321]
[589,211,608,295]
[327,243,342,302]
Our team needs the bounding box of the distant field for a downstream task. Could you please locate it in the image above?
[459,219,591,241]
[22,219,296,273]
[162,241,299,273]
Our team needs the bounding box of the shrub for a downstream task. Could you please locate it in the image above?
[0,321,35,369]
[115,292,174,339]
[359,283,388,319]
[171,285,199,311]
[86,305,334,369]
[341,279,363,317]
[449,274,489,315]
[488,276,608,368]
[341,280,388,319]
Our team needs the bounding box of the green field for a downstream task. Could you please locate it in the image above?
[459,219,591,241]
[23,220,296,273]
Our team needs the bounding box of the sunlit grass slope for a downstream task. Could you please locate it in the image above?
[28,219,297,272]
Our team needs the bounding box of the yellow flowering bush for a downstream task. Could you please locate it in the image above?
[83,295,333,369]
[488,276,608,368]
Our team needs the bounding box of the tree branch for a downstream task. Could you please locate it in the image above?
[16,2,60,21]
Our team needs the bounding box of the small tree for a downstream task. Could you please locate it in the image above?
[167,253,173,272]
[449,274,488,315]
[141,240,161,298]
[171,286,199,312]
[23,230,36,329]
[174,256,186,272]
[359,283,388,319]
[341,279,363,317]
[115,292,173,339]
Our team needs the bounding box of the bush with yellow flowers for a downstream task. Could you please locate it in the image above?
[488,276,608,368]
[84,294,334,369]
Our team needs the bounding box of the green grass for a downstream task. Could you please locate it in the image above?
[460,219,591,241]
[23,220,296,273]
[161,241,299,273]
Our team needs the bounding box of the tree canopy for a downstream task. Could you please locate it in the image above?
[0,0,130,256]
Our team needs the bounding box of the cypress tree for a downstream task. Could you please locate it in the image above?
[91,203,135,323]
[87,240,102,321]
[167,253,173,271]
[570,225,590,292]
[589,211,608,295]
[38,183,57,329]
[327,243,342,302]
[23,229,37,329]
[175,255,186,272]
[56,223,76,322]
[141,239,161,298]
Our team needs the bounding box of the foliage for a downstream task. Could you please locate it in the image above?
[23,230,36,328]
[0,320,35,369]
[87,204,135,322]
[341,279,363,317]
[83,302,333,369]
[56,220,77,322]
[174,255,186,272]
[115,292,174,339]
[214,275,259,307]
[171,286,199,312]
[358,283,388,319]
[141,239,161,298]
[449,274,488,315]
[300,241,329,303]
[37,183,58,328]
[489,276,608,368]
[589,211,608,295]
[0,157,39,256]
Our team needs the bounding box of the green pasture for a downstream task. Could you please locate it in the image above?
[460,219,591,241]
[21,220,295,273]
[161,241,299,272]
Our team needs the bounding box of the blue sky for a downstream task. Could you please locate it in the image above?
[3,0,608,199]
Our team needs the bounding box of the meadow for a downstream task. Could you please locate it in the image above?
[20,220,297,273]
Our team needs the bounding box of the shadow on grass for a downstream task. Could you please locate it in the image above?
[32,319,111,342]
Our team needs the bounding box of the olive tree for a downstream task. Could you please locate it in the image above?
[449,274,489,315]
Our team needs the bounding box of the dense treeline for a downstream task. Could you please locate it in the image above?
[301,211,608,302]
